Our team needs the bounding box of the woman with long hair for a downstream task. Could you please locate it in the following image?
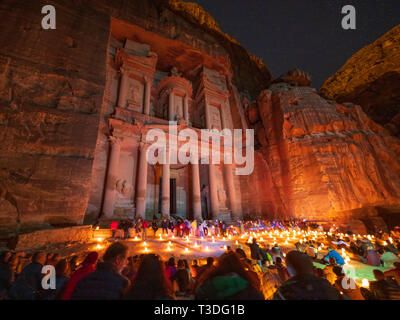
[195,252,264,300]
[124,254,174,300]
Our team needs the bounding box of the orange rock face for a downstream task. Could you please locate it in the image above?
[247,81,400,224]
[320,25,400,137]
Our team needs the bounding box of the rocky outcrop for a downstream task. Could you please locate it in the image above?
[320,25,400,137]
[247,76,400,224]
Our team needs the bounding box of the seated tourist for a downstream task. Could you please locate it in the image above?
[380,248,400,268]
[61,252,98,300]
[122,256,137,281]
[171,260,190,297]
[275,257,290,282]
[323,257,338,285]
[366,248,381,267]
[195,252,264,300]
[71,242,130,300]
[305,244,318,259]
[165,257,177,281]
[235,248,252,266]
[323,248,345,266]
[190,260,200,279]
[7,251,47,300]
[195,257,214,280]
[273,251,342,300]
[384,262,400,286]
[125,254,174,300]
[368,269,400,300]
[246,238,263,268]
[43,259,70,300]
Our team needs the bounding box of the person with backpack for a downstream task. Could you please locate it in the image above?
[273,251,343,300]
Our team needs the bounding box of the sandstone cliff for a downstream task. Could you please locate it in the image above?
[320,25,400,137]
[247,73,400,227]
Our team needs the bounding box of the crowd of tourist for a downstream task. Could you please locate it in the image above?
[1,219,400,300]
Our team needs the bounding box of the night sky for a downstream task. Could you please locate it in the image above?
[190,0,400,89]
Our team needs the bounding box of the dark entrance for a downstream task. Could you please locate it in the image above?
[159,178,177,215]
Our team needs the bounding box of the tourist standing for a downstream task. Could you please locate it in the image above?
[161,218,169,236]
[152,216,158,237]
[142,219,149,241]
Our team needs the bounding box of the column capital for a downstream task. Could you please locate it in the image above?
[139,142,149,150]
[109,136,122,146]
[119,66,129,76]
[144,75,152,84]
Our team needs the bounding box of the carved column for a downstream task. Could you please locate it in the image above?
[103,136,121,218]
[205,101,211,130]
[161,149,170,217]
[168,89,175,121]
[136,142,149,219]
[144,76,152,115]
[208,163,219,219]
[224,164,239,218]
[118,67,129,108]
[184,94,189,123]
[192,157,202,220]
[220,102,228,129]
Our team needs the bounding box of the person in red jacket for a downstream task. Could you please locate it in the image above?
[61,252,99,300]
[142,220,149,241]
[110,221,118,238]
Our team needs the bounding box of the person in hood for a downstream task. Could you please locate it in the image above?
[195,252,264,300]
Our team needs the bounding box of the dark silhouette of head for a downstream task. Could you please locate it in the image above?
[285,250,314,276]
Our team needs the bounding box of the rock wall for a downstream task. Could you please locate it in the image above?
[320,25,400,137]
[247,79,400,224]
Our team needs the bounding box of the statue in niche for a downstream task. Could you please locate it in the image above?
[115,179,133,198]
[201,184,209,220]
[170,67,182,77]
[218,189,228,209]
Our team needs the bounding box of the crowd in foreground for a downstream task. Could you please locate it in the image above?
[1,235,400,300]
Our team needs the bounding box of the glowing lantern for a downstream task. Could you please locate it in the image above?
[144,247,149,253]
[185,248,190,253]
[96,238,103,243]
[361,279,369,288]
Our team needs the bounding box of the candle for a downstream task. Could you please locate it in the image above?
[361,278,369,288]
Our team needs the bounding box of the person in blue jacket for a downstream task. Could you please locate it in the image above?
[323,248,345,266]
